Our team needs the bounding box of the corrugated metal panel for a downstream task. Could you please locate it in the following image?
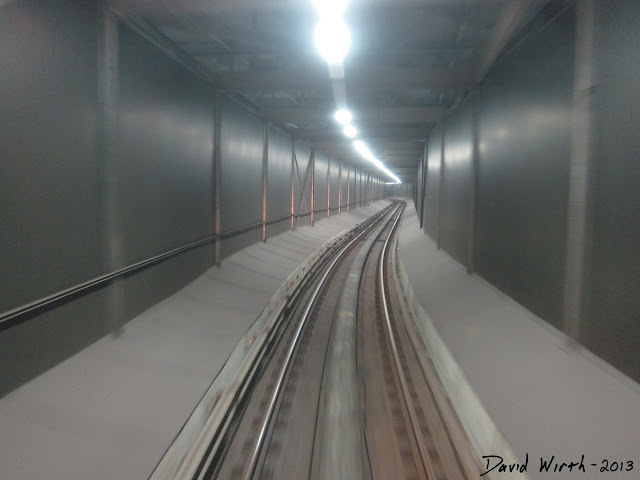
[587,0,640,380]
[475,7,573,327]
[118,24,214,264]
[440,102,473,266]
[314,151,329,218]
[424,126,442,238]
[220,96,263,256]
[266,125,292,236]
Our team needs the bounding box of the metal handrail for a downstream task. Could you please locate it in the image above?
[0,210,347,332]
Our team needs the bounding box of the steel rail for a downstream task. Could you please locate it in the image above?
[378,204,438,480]
[233,205,401,480]
[185,203,396,480]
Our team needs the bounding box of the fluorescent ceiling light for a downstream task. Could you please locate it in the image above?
[343,125,357,138]
[353,140,402,183]
[334,109,352,125]
[315,18,350,65]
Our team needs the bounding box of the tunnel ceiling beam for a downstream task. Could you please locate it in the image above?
[213,67,473,93]
[477,0,535,81]
[295,125,431,142]
[111,0,508,16]
[262,106,445,125]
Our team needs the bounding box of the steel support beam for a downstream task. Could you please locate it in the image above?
[310,150,315,226]
[346,169,350,212]
[263,106,445,125]
[111,0,508,16]
[213,93,223,265]
[327,159,331,217]
[262,123,269,242]
[437,123,446,250]
[290,137,295,230]
[563,0,597,342]
[338,162,343,214]
[468,98,480,274]
[297,125,431,142]
[214,66,473,93]
[97,4,124,335]
[477,0,533,81]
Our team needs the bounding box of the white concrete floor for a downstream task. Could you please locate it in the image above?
[0,202,388,480]
[398,202,640,480]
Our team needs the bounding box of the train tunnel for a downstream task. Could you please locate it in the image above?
[1,0,639,479]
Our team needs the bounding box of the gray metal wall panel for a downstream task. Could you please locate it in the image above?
[220,97,263,256]
[354,169,361,205]
[341,165,353,208]
[416,160,423,219]
[118,24,214,264]
[293,141,312,226]
[424,126,443,238]
[475,8,573,326]
[587,0,640,380]
[266,126,291,222]
[314,152,329,218]
[440,103,473,266]
[329,158,341,210]
[0,5,216,396]
[0,0,100,312]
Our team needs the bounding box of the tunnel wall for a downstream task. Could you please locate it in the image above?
[421,6,573,327]
[329,158,341,211]
[314,152,329,220]
[118,24,215,265]
[424,124,443,239]
[440,104,474,267]
[418,3,640,381]
[0,1,384,396]
[267,126,292,237]
[293,140,313,227]
[586,0,640,378]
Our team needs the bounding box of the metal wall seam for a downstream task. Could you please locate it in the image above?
[262,123,269,242]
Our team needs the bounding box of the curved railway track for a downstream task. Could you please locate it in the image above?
[180,202,482,480]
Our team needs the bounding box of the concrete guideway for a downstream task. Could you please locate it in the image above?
[0,201,389,480]
[397,201,640,480]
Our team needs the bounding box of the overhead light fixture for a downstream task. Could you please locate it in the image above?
[315,18,350,65]
[343,125,357,138]
[334,109,352,125]
[353,140,402,184]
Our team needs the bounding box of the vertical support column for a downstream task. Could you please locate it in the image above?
[338,161,343,214]
[290,138,295,230]
[346,168,351,212]
[97,4,123,335]
[310,150,315,227]
[365,174,368,205]
[419,147,428,230]
[213,93,223,265]
[437,124,446,250]
[468,97,480,274]
[262,123,269,242]
[563,0,597,342]
[327,158,331,217]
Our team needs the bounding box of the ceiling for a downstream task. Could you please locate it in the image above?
[110,0,544,182]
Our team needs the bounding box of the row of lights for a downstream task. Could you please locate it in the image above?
[311,0,402,184]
